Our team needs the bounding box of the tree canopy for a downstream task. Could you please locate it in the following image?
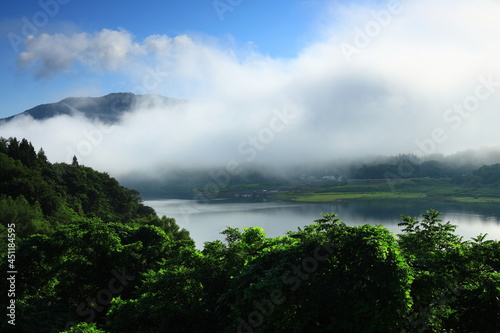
[1,138,498,332]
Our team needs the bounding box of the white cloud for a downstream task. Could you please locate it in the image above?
[18,28,141,77]
[19,32,88,77]
[5,0,500,177]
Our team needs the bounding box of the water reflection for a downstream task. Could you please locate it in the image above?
[145,198,500,248]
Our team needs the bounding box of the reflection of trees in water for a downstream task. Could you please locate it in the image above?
[288,198,500,224]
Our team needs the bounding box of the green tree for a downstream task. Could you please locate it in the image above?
[60,322,107,333]
[223,214,413,332]
[398,210,500,332]
[3,217,187,333]
[0,195,52,238]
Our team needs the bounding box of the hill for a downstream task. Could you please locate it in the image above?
[1,93,180,124]
[1,138,499,332]
[0,137,190,239]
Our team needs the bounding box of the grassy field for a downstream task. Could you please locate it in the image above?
[276,178,500,203]
[449,196,500,203]
[133,176,500,203]
[289,192,426,202]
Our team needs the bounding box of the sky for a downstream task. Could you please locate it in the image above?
[0,0,324,113]
[1,0,500,178]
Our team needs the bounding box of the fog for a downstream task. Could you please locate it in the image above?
[2,0,500,179]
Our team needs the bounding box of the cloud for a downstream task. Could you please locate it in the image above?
[18,28,142,77]
[5,0,500,178]
[19,32,88,78]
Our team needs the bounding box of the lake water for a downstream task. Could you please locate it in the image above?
[145,198,500,248]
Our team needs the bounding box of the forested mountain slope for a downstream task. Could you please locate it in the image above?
[1,138,498,333]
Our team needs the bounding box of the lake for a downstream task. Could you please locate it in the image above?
[145,198,500,248]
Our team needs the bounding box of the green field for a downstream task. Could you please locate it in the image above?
[288,192,426,202]
[130,174,500,203]
[276,178,500,203]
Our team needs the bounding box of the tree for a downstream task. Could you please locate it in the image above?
[0,195,52,238]
[398,210,500,332]
[3,217,184,333]
[37,147,48,163]
[222,214,413,332]
[398,209,462,256]
[60,322,107,333]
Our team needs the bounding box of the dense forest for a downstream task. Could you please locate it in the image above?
[350,153,500,183]
[1,138,499,332]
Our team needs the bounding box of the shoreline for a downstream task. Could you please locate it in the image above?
[281,193,500,204]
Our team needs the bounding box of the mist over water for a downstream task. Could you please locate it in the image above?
[4,2,500,331]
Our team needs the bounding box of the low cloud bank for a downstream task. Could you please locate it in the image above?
[3,0,500,178]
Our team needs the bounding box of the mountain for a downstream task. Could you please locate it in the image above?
[1,92,180,124]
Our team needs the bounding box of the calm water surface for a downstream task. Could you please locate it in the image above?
[145,198,500,248]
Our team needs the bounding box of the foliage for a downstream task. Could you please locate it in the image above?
[0,194,52,238]
[398,210,500,332]
[0,137,165,235]
[1,216,194,332]
[398,209,462,255]
[220,214,413,333]
[0,138,193,332]
[60,322,108,333]
[2,138,499,332]
[103,211,500,332]
[454,163,500,188]
[351,155,468,179]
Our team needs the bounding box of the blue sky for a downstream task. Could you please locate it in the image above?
[0,0,330,117]
[1,0,500,173]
